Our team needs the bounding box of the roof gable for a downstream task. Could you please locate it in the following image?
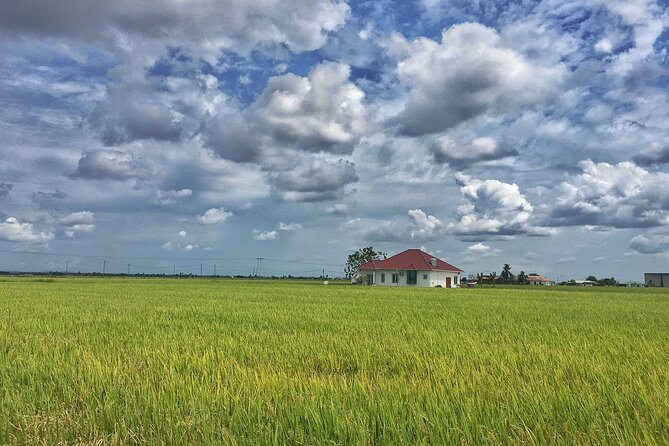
[358,249,462,272]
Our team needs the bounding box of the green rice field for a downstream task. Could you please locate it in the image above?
[0,277,668,445]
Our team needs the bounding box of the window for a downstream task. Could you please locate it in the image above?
[454,276,458,285]
[381,273,385,283]
[391,273,399,283]
[407,270,417,285]
[423,274,428,280]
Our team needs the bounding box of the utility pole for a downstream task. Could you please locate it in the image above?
[65,261,69,274]
[213,264,216,276]
[322,268,325,279]
[173,264,176,276]
[103,260,106,275]
[200,264,203,276]
[128,264,130,275]
[255,257,263,278]
[252,266,255,277]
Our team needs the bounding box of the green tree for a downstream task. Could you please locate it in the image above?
[517,270,529,285]
[344,247,387,279]
[490,271,497,288]
[477,272,484,286]
[500,263,513,283]
[586,275,598,282]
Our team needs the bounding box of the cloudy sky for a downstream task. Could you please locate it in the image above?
[1,0,668,280]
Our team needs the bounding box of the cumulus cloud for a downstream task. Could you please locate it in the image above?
[550,160,669,228]
[633,147,669,166]
[88,82,183,146]
[325,203,350,215]
[154,188,193,205]
[0,0,350,56]
[278,222,301,231]
[431,136,518,165]
[255,62,367,152]
[388,22,565,136]
[449,172,550,236]
[269,158,359,202]
[629,231,669,254]
[197,207,233,224]
[0,217,54,242]
[205,62,367,163]
[178,230,187,237]
[71,150,152,181]
[0,183,14,199]
[464,242,501,258]
[253,230,278,240]
[60,211,95,237]
[343,209,444,242]
[162,241,173,251]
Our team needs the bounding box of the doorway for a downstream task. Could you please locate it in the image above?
[446,277,452,288]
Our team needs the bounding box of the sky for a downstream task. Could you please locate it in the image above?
[1,0,668,280]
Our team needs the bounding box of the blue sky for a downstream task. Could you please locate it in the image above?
[1,0,668,280]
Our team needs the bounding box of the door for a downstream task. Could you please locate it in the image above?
[446,277,452,288]
[407,270,417,285]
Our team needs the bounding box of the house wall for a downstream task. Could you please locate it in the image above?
[644,273,669,287]
[371,270,460,288]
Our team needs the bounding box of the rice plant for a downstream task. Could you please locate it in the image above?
[0,277,667,445]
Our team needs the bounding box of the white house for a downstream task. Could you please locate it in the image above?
[358,248,463,288]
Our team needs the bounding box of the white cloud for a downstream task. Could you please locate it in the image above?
[206,62,367,162]
[387,22,565,135]
[253,230,278,240]
[162,241,173,251]
[325,203,350,215]
[178,230,187,237]
[629,230,669,255]
[448,172,548,236]
[269,158,358,202]
[154,189,193,205]
[197,207,233,224]
[431,136,517,165]
[60,211,94,225]
[551,160,669,228]
[0,0,350,57]
[0,217,54,242]
[343,209,444,242]
[465,242,501,257]
[183,244,199,251]
[72,150,152,181]
[278,222,302,231]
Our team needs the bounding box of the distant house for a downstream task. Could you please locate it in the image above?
[573,280,597,286]
[527,274,553,285]
[358,249,463,288]
[644,273,669,288]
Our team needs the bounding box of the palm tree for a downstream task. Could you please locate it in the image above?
[517,270,528,285]
[477,272,484,286]
[490,271,497,288]
[500,263,513,283]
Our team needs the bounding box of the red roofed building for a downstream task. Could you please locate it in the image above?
[358,248,463,288]
[527,274,553,285]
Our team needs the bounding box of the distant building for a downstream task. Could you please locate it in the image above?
[572,280,597,286]
[527,274,553,285]
[644,273,669,288]
[358,248,462,288]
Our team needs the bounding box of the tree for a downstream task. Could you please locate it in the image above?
[500,263,513,283]
[490,271,497,288]
[477,272,484,286]
[586,275,598,282]
[517,270,529,285]
[344,247,387,279]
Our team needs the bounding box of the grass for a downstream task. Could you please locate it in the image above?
[0,277,668,445]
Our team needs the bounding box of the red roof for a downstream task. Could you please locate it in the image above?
[527,274,551,282]
[358,249,462,272]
